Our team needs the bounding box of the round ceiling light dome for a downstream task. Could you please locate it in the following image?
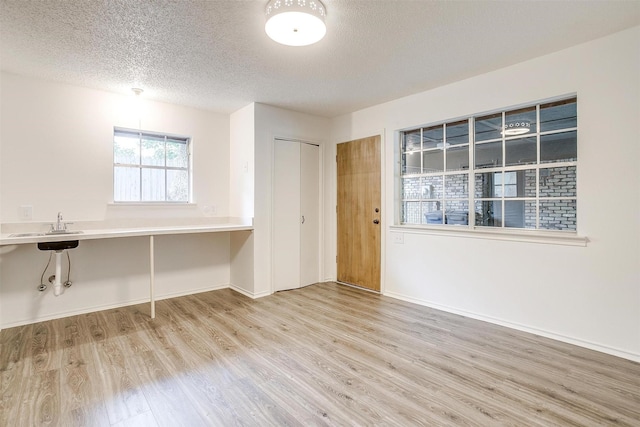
[502,120,532,136]
[265,0,327,46]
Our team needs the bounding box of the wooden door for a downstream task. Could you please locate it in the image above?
[337,135,381,291]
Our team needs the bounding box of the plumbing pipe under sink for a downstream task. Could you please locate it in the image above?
[53,250,64,296]
[37,240,78,296]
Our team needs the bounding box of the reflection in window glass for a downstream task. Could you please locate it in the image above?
[475,113,502,142]
[475,141,502,169]
[422,150,444,173]
[446,145,469,171]
[421,175,442,199]
[423,125,443,150]
[400,97,577,231]
[539,166,576,197]
[505,137,536,166]
[402,177,421,199]
[523,169,537,197]
[445,201,469,225]
[446,120,469,145]
[422,201,443,225]
[504,106,537,135]
[475,200,501,227]
[540,98,577,132]
[493,170,536,198]
[403,152,421,174]
[475,172,498,199]
[403,129,421,152]
[541,131,577,163]
[500,171,516,197]
[524,200,537,229]
[504,200,525,228]
[540,200,576,231]
[445,174,468,199]
[403,201,421,224]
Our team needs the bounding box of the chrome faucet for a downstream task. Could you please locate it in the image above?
[50,212,68,232]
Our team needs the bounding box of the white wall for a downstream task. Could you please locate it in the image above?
[0,72,230,221]
[229,103,255,220]
[328,27,640,361]
[0,73,233,327]
[229,104,256,294]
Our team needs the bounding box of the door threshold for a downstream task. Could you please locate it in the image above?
[336,281,380,294]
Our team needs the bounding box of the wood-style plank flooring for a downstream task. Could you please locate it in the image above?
[1,282,639,426]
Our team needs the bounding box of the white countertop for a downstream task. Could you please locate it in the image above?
[0,223,253,246]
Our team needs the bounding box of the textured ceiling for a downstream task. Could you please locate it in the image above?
[1,1,639,118]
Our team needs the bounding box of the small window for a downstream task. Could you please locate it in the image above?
[113,128,191,202]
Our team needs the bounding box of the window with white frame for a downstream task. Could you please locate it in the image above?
[400,97,577,231]
[113,128,191,202]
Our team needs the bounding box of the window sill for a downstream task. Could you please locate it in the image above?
[108,202,197,207]
[389,225,588,247]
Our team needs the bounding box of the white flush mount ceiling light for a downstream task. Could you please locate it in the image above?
[131,87,144,96]
[502,120,531,136]
[265,0,327,46]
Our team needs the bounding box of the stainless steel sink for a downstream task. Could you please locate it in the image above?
[8,232,45,237]
[45,230,83,235]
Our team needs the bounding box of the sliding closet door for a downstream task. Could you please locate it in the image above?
[273,139,320,292]
[273,140,301,292]
[300,142,320,287]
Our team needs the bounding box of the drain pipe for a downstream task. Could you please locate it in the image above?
[53,250,65,296]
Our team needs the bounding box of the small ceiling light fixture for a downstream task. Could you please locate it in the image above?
[502,120,531,136]
[265,0,327,46]
[131,87,144,96]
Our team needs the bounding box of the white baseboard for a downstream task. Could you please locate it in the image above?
[1,283,231,329]
[384,290,640,363]
[228,284,271,299]
[155,283,229,302]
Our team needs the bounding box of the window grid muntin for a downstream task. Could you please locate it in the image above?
[114,128,191,203]
[400,97,576,231]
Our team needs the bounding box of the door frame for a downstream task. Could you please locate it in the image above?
[335,131,386,294]
[270,136,325,294]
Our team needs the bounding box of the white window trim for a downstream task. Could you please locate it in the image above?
[113,127,192,203]
[398,96,581,240]
[389,224,588,247]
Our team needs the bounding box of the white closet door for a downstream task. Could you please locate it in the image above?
[300,143,320,287]
[273,140,301,292]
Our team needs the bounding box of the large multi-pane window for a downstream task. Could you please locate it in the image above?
[400,97,577,231]
[113,128,191,202]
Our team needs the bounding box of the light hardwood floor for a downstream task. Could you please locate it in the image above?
[1,282,639,426]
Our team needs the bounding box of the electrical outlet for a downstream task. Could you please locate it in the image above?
[19,205,33,221]
[203,205,217,216]
[392,232,404,244]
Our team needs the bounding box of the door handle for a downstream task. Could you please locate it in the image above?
[301,215,305,224]
[373,219,380,224]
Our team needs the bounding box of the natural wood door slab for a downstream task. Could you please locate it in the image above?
[337,135,381,291]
